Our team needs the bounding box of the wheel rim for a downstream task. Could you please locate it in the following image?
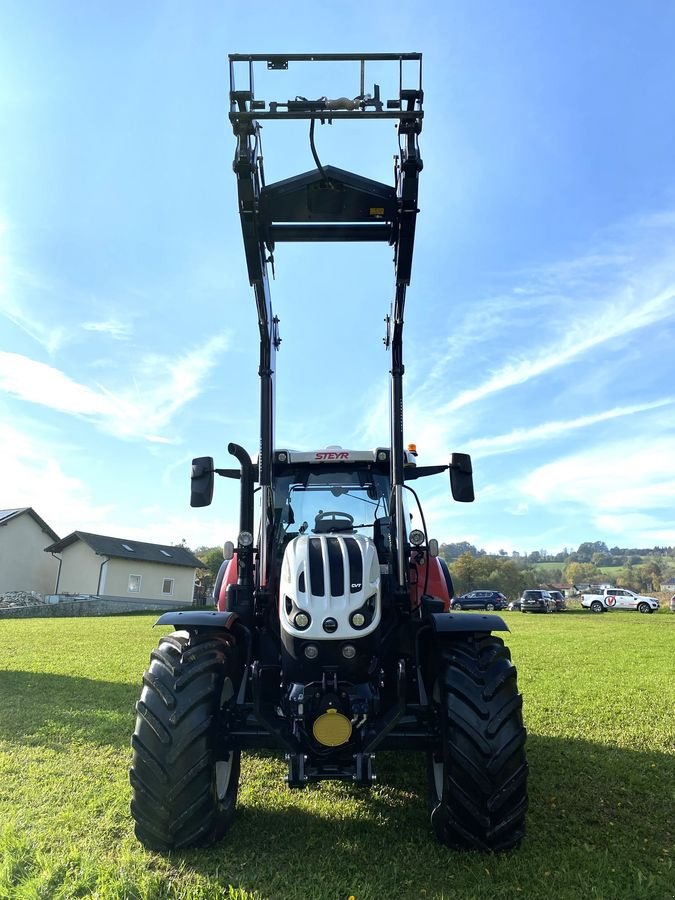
[486,603,495,611]
[215,753,234,801]
[454,603,462,610]
[638,604,649,614]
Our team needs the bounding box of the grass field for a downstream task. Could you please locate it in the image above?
[0,612,673,900]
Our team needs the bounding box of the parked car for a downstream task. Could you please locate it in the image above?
[581,587,660,614]
[670,595,675,613]
[520,589,556,613]
[451,590,507,611]
[547,590,566,611]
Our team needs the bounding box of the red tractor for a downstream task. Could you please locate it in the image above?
[130,53,527,853]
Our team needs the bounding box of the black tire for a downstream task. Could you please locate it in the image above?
[427,634,528,852]
[637,602,653,614]
[590,600,604,613]
[130,630,241,851]
[485,603,495,611]
[453,602,462,611]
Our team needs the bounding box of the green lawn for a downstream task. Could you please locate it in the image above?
[0,613,673,899]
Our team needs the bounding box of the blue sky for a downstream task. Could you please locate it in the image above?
[1,1,675,555]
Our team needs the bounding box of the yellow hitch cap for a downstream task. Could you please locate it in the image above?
[312,709,352,747]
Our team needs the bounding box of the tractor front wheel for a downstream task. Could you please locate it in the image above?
[428,634,528,852]
[130,630,241,851]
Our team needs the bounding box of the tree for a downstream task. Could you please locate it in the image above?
[450,553,480,593]
[576,541,609,562]
[439,541,480,561]
[563,561,602,586]
[195,545,225,597]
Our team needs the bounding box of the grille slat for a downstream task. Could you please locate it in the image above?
[344,538,363,593]
[308,538,325,596]
[327,538,344,596]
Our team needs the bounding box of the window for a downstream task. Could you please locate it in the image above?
[128,574,141,593]
[122,544,135,552]
[162,578,174,595]
[160,549,172,557]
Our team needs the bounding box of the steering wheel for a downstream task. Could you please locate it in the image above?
[314,511,355,532]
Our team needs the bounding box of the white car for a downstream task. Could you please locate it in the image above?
[581,588,660,614]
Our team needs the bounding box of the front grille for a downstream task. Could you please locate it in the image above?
[307,536,365,598]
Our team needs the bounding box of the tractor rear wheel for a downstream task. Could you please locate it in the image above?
[130,630,241,850]
[427,634,528,851]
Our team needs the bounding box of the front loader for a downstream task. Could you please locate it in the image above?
[130,53,527,853]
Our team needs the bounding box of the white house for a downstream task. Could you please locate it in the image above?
[44,531,203,606]
[0,507,60,595]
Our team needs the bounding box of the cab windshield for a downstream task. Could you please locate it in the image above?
[271,467,390,548]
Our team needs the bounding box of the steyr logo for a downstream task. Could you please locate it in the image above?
[315,451,349,460]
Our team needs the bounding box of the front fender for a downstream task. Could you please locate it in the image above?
[428,611,509,633]
[154,610,238,629]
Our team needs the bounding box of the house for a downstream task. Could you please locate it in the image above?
[543,582,574,598]
[44,532,203,606]
[0,507,60,595]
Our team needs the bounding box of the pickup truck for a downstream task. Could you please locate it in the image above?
[581,587,660,614]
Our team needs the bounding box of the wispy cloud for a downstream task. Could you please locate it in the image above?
[439,285,675,414]
[0,214,71,353]
[0,333,230,442]
[82,319,133,339]
[404,211,675,416]
[467,398,675,457]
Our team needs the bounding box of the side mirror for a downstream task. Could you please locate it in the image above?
[223,541,235,561]
[191,456,214,507]
[449,452,475,503]
[428,538,439,557]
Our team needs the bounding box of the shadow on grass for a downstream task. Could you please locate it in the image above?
[166,737,673,900]
[0,669,139,750]
[1,669,672,897]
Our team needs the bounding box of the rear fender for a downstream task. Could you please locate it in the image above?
[428,611,509,633]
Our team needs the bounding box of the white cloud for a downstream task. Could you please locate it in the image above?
[0,334,230,442]
[0,352,108,415]
[521,438,675,514]
[0,422,115,538]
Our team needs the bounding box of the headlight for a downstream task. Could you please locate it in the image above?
[294,611,310,629]
[238,530,253,547]
[350,594,376,630]
[409,529,425,546]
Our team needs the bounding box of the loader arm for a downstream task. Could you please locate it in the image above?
[228,53,423,592]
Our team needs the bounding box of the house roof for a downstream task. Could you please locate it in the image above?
[44,531,203,568]
[0,507,60,543]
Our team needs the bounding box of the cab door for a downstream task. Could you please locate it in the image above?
[613,589,634,610]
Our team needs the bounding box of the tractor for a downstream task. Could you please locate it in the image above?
[130,53,527,853]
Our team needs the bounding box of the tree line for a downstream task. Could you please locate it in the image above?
[186,540,675,603]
